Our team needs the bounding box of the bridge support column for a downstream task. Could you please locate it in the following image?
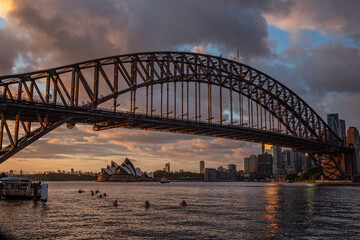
[310,153,348,180]
[346,127,360,178]
[320,154,347,180]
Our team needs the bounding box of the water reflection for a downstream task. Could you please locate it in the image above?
[1,182,360,239]
[304,184,315,224]
[260,184,281,238]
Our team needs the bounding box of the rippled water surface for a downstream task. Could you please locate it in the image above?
[1,182,360,239]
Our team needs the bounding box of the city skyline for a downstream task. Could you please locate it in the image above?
[0,0,360,173]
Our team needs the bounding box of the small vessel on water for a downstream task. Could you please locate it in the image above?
[0,177,48,201]
[160,177,170,183]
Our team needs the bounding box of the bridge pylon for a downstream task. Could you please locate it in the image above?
[346,127,360,178]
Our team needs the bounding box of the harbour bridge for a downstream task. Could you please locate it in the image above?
[0,52,355,179]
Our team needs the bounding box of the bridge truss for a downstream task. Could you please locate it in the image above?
[0,52,350,179]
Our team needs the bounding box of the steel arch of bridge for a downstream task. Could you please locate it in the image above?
[0,51,349,178]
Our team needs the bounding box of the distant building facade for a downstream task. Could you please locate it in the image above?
[244,157,250,174]
[228,164,236,171]
[327,113,340,136]
[339,119,346,142]
[257,153,272,179]
[263,144,282,176]
[165,163,170,173]
[200,161,205,173]
[204,164,238,181]
[249,155,258,175]
[283,150,306,174]
[204,168,217,181]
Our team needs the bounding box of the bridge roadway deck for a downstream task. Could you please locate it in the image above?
[0,98,349,154]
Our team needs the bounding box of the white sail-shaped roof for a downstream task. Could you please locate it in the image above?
[121,158,136,176]
[135,168,142,177]
[118,165,134,175]
[111,161,120,169]
[101,168,112,175]
[145,172,154,178]
[107,165,116,174]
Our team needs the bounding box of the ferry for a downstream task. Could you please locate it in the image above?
[160,177,170,183]
[0,177,48,201]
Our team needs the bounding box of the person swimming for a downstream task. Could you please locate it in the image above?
[103,193,107,197]
[98,194,103,198]
[145,200,150,207]
[180,200,187,206]
[113,200,118,207]
[91,190,94,196]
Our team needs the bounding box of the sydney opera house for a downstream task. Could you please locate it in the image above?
[98,158,154,182]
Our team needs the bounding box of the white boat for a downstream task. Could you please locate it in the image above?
[0,177,48,201]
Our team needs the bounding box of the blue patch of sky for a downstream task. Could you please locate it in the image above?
[301,29,356,48]
[268,25,290,53]
[176,43,221,56]
[269,24,356,52]
[0,18,5,28]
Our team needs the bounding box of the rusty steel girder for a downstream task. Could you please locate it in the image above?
[0,51,349,178]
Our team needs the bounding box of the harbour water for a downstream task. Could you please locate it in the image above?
[1,182,360,239]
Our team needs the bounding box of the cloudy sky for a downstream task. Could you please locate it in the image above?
[0,0,359,173]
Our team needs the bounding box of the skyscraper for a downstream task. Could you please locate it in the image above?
[262,144,282,176]
[228,164,236,171]
[339,119,346,142]
[244,157,250,173]
[257,153,273,179]
[165,163,170,173]
[327,113,340,136]
[200,160,205,173]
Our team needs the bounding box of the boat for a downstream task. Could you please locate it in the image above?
[0,177,48,201]
[160,177,170,183]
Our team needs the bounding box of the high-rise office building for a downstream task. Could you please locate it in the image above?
[204,168,217,181]
[249,155,258,175]
[200,160,205,173]
[283,149,305,174]
[257,153,273,179]
[165,163,170,173]
[244,157,250,173]
[339,119,346,142]
[228,164,236,171]
[327,113,340,136]
[263,144,282,176]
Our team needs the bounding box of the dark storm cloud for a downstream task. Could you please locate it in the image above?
[300,43,360,93]
[265,0,360,41]
[0,0,285,75]
[0,27,26,75]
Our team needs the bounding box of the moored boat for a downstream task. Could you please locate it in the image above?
[0,177,48,201]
